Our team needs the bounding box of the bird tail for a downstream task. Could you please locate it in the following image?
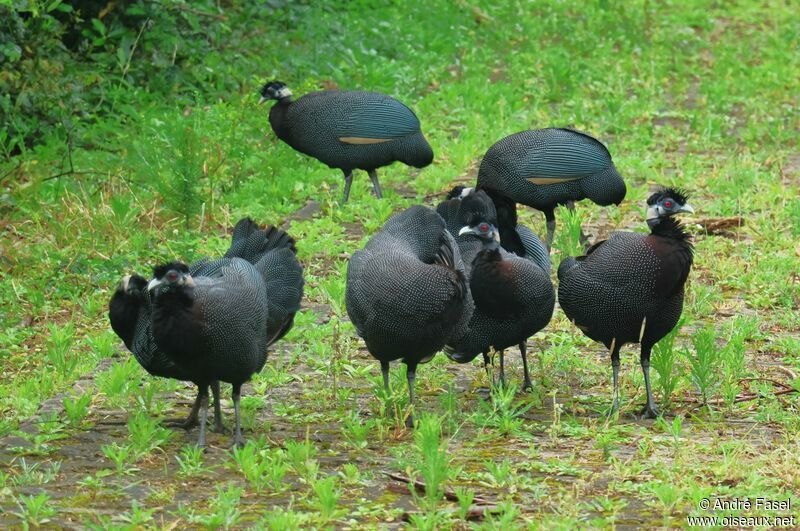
[254,234,304,346]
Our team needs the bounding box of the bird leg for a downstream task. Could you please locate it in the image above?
[566,200,589,248]
[381,361,390,395]
[405,364,417,428]
[640,347,659,419]
[232,384,244,448]
[164,388,203,429]
[341,170,354,203]
[544,209,556,250]
[368,170,383,199]
[211,380,225,433]
[610,339,620,416]
[196,386,210,449]
[520,342,533,391]
[498,349,506,388]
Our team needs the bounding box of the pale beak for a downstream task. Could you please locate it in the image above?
[121,275,131,291]
[679,203,695,214]
[147,278,162,291]
[458,187,475,199]
[458,226,474,236]
[258,96,268,105]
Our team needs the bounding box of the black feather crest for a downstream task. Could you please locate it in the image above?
[648,186,689,206]
[153,261,190,279]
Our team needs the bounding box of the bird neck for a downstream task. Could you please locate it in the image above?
[108,293,141,348]
[269,100,292,139]
[479,187,525,257]
[648,215,691,243]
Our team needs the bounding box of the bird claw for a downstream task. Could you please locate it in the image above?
[212,422,227,434]
[640,405,659,420]
[404,414,415,429]
[163,417,198,430]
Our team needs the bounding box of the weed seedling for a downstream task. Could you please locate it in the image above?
[13,491,57,528]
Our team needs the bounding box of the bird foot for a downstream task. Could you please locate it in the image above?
[404,414,415,429]
[522,379,533,392]
[230,438,245,450]
[212,422,227,434]
[640,404,660,420]
[163,417,198,430]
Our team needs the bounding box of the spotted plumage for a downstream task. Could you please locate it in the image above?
[557,187,694,417]
[148,219,304,446]
[437,189,554,388]
[345,205,473,426]
[260,81,434,202]
[476,128,626,248]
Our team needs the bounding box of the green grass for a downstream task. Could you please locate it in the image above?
[1,0,798,527]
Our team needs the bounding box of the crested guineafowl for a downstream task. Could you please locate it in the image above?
[437,188,554,389]
[557,187,694,418]
[259,81,434,203]
[345,205,473,426]
[110,274,223,430]
[476,128,626,249]
[148,219,304,447]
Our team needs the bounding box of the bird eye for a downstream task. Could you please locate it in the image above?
[479,223,489,232]
[664,200,673,208]
[167,271,178,282]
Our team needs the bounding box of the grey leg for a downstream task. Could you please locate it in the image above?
[165,388,202,429]
[544,209,556,250]
[368,170,383,199]
[498,349,506,388]
[232,384,244,448]
[640,346,659,419]
[566,200,589,247]
[610,340,621,415]
[381,361,390,395]
[405,364,417,428]
[520,342,533,391]
[196,387,209,449]
[341,171,354,203]
[211,381,225,433]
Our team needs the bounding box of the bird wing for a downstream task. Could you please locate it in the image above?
[515,224,551,271]
[523,129,612,184]
[337,94,421,144]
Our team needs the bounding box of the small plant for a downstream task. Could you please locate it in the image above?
[342,412,372,449]
[117,500,156,527]
[285,435,319,482]
[175,444,208,477]
[11,458,61,487]
[101,442,138,476]
[683,325,723,407]
[483,458,514,488]
[656,415,684,453]
[262,505,308,530]
[13,491,57,528]
[46,322,78,377]
[96,359,141,405]
[127,411,172,457]
[651,318,685,407]
[455,487,475,520]
[230,438,289,491]
[473,384,531,436]
[413,413,449,513]
[311,475,342,523]
[181,484,242,530]
[62,391,92,427]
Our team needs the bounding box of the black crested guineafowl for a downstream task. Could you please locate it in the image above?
[557,187,694,418]
[109,274,223,430]
[437,188,554,389]
[345,205,473,426]
[148,219,304,447]
[259,80,434,202]
[476,128,626,249]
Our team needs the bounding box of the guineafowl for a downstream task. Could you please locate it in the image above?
[148,220,304,447]
[557,187,694,418]
[109,273,222,430]
[437,188,554,389]
[345,205,473,426]
[476,128,626,249]
[259,80,434,202]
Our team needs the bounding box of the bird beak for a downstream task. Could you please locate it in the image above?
[679,203,695,214]
[258,96,268,105]
[458,226,474,236]
[147,278,162,292]
[120,275,131,291]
